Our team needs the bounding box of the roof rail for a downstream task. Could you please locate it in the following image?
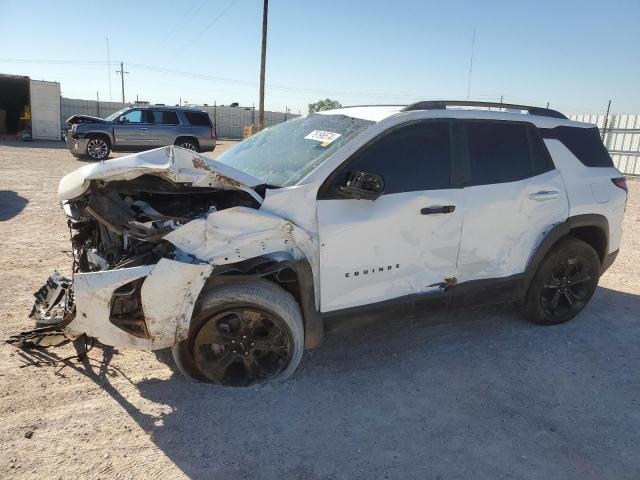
[401,100,567,119]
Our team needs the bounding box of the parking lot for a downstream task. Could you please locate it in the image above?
[0,141,639,479]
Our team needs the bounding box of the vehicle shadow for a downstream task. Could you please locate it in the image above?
[0,190,28,220]
[21,286,640,479]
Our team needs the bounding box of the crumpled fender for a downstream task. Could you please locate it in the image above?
[164,206,316,266]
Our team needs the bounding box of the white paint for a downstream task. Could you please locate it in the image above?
[67,260,211,349]
[29,79,61,140]
[317,106,404,122]
[164,206,315,268]
[457,170,569,282]
[317,190,464,311]
[544,139,626,254]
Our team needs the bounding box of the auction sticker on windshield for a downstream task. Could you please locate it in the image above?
[304,130,342,147]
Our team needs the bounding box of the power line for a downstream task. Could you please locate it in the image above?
[0,57,431,101]
[180,0,242,52]
[158,0,208,47]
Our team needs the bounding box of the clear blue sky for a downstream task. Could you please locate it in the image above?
[1,0,639,115]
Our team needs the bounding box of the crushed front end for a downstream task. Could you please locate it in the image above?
[12,146,270,350]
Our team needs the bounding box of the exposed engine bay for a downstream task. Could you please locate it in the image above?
[68,174,259,272]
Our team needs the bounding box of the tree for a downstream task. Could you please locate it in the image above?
[308,98,342,114]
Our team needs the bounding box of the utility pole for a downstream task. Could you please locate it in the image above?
[106,38,112,101]
[116,61,129,103]
[602,99,612,142]
[213,101,217,134]
[258,0,268,130]
[96,91,100,117]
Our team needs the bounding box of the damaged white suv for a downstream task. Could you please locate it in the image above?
[21,101,627,386]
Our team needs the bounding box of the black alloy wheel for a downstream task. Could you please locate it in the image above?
[193,307,293,386]
[524,237,600,325]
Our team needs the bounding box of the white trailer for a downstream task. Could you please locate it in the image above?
[0,74,61,140]
[29,79,61,140]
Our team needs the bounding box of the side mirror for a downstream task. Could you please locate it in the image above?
[117,116,127,124]
[338,171,385,200]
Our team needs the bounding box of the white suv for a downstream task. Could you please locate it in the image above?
[23,101,627,386]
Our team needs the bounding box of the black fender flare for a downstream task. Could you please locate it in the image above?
[208,253,323,350]
[524,213,609,281]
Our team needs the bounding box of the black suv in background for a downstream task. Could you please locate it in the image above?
[65,106,216,160]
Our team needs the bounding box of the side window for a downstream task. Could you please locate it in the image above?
[119,110,143,124]
[330,121,451,195]
[464,121,533,185]
[149,110,180,125]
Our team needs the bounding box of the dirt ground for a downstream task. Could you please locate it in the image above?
[0,141,639,480]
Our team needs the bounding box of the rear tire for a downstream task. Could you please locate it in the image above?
[86,135,111,160]
[172,279,304,386]
[523,237,600,325]
[175,137,200,152]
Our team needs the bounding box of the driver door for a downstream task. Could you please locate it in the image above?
[113,109,150,148]
[316,120,464,312]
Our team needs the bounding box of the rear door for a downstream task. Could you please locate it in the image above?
[147,109,181,147]
[113,109,150,148]
[316,120,464,312]
[456,120,569,285]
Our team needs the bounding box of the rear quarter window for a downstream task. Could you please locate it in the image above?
[541,126,614,167]
[184,112,212,127]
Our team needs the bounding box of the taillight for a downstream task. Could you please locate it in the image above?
[612,177,628,192]
[211,126,217,139]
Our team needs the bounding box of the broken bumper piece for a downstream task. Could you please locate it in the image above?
[7,273,76,348]
[30,272,74,327]
[55,259,212,350]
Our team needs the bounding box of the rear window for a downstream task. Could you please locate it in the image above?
[541,126,614,167]
[184,112,212,127]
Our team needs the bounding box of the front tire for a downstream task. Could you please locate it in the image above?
[86,135,111,160]
[523,237,600,325]
[172,279,304,386]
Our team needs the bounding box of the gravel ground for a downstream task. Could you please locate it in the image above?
[0,141,639,480]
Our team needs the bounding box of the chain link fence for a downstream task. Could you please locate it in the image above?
[570,114,640,176]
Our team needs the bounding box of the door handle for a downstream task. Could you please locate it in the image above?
[140,127,149,130]
[421,205,456,215]
[529,190,559,201]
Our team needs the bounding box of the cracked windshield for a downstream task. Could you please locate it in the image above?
[216,113,374,186]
